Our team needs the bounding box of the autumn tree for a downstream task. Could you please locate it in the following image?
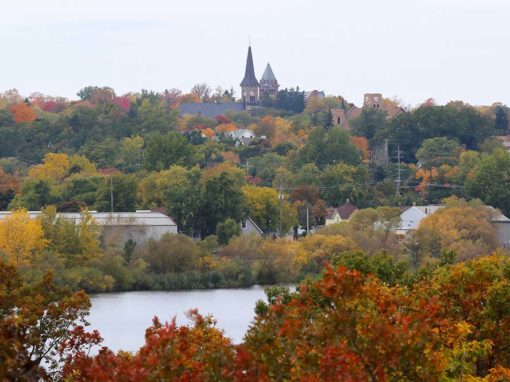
[62,311,235,381]
[420,255,510,377]
[319,206,402,256]
[135,233,200,274]
[0,259,99,380]
[243,265,453,381]
[39,207,101,267]
[0,168,19,209]
[190,83,212,101]
[415,197,497,261]
[243,186,280,234]
[10,102,37,123]
[0,209,47,266]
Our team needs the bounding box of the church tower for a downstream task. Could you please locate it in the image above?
[259,63,279,99]
[240,46,259,105]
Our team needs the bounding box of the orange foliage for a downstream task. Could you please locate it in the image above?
[180,93,201,103]
[222,151,240,164]
[0,168,20,194]
[215,123,237,134]
[351,136,369,160]
[202,162,245,184]
[415,167,438,193]
[10,102,36,123]
[202,127,216,138]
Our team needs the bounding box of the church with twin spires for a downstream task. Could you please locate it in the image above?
[240,45,279,105]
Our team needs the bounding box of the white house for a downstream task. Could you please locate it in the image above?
[488,208,510,247]
[396,205,444,235]
[228,128,256,145]
[240,217,264,236]
[325,200,358,226]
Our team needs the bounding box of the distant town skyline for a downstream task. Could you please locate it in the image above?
[1,0,509,107]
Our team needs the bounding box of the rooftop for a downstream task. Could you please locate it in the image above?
[0,210,177,226]
[179,102,244,119]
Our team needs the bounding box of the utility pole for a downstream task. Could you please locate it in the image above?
[110,176,114,213]
[396,146,401,196]
[384,139,389,165]
[306,202,310,235]
[278,188,283,238]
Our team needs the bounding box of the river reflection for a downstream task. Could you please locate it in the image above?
[88,286,273,352]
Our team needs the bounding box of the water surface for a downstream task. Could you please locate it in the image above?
[89,286,270,352]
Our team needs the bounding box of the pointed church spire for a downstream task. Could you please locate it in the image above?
[240,46,259,87]
[261,63,277,82]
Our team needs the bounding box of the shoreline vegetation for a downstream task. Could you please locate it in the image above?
[1,195,504,294]
[3,251,510,380]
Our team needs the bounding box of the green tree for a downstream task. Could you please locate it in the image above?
[416,137,462,168]
[160,166,202,235]
[350,107,388,141]
[217,218,241,245]
[318,163,368,206]
[135,233,200,273]
[95,174,138,212]
[9,179,59,210]
[144,132,196,171]
[296,127,361,169]
[61,176,103,207]
[466,149,510,216]
[200,172,247,237]
[118,136,144,172]
[377,104,493,162]
[494,106,509,132]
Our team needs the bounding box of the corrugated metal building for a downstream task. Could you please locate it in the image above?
[0,210,178,246]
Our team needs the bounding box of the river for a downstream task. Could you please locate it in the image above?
[88,286,274,352]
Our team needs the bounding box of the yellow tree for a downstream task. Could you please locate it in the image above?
[28,153,70,183]
[243,185,296,235]
[0,209,47,265]
[416,197,497,261]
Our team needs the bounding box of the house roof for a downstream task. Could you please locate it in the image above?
[246,216,264,234]
[179,102,244,119]
[261,63,277,82]
[338,200,358,220]
[0,210,177,227]
[240,46,259,87]
[488,206,510,222]
[230,128,256,139]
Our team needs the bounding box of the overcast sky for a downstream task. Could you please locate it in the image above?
[1,0,508,107]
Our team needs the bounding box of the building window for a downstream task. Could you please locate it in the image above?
[250,96,255,103]
[241,220,247,229]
